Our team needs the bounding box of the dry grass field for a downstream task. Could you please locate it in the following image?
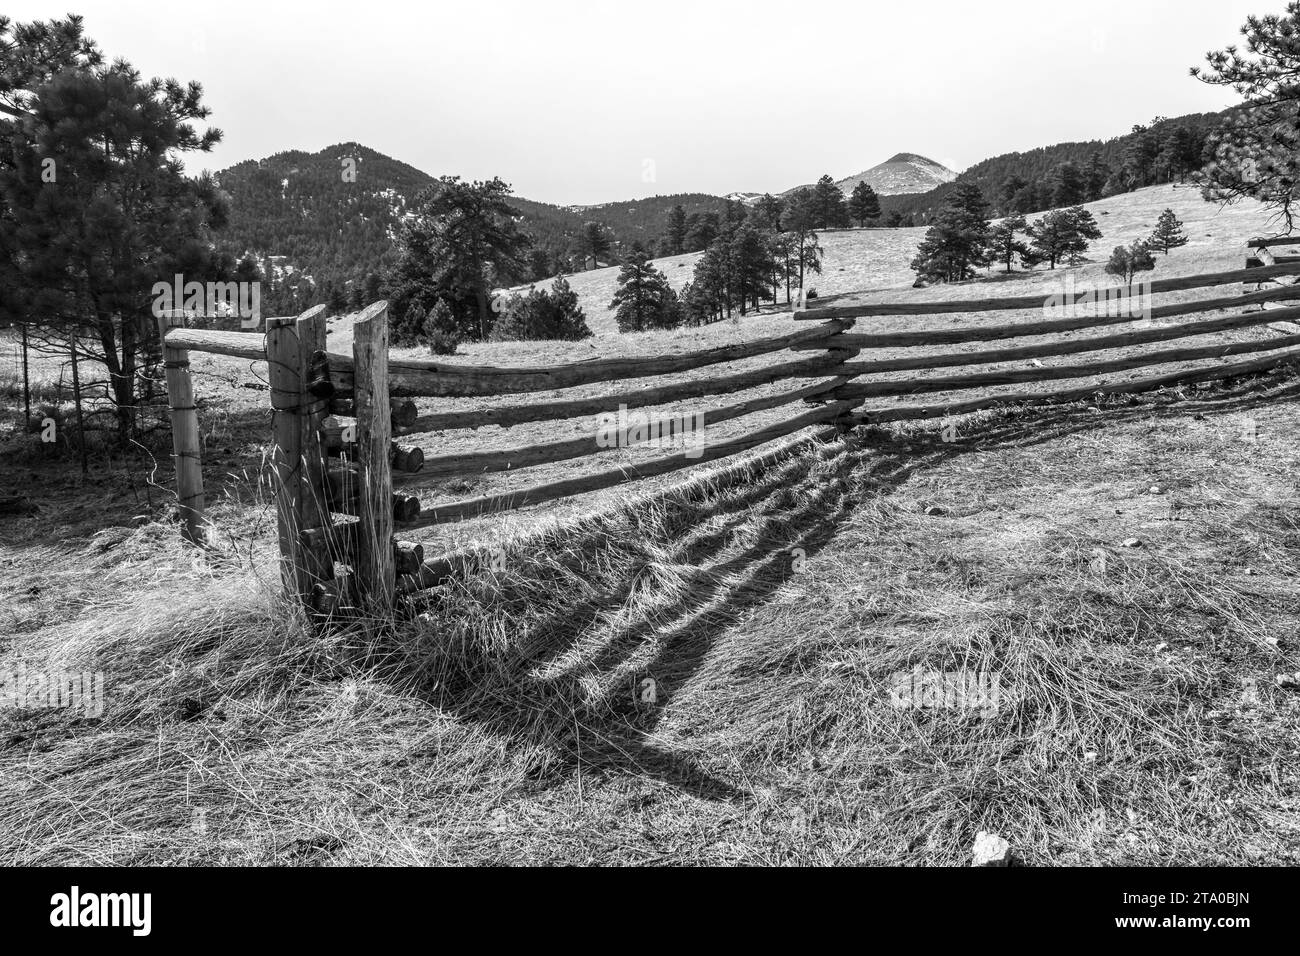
[3,183,1300,865]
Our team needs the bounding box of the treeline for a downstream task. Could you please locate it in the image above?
[613,181,867,330]
[660,175,884,256]
[215,145,625,317]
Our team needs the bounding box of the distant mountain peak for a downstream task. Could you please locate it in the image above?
[837,154,958,196]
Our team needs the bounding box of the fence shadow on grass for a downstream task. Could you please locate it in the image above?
[410,370,1300,805]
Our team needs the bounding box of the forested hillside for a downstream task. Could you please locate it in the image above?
[573,193,731,249]
[880,110,1231,224]
[214,144,595,312]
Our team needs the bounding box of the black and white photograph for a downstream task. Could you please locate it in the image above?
[0,0,1296,925]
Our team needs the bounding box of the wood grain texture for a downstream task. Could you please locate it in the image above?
[266,316,307,596]
[156,313,205,544]
[351,301,395,608]
[162,327,267,361]
[295,306,332,590]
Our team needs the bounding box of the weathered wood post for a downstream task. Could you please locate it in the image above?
[157,310,206,544]
[266,304,341,607]
[266,313,308,598]
[352,300,395,612]
[295,306,333,593]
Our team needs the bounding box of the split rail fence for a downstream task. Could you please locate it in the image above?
[158,250,1300,614]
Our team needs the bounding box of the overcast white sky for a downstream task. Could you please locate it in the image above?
[8,0,1265,204]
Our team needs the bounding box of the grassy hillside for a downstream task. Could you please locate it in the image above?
[3,181,1300,865]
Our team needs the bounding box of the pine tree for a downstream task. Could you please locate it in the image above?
[909,183,992,283]
[783,189,824,299]
[492,276,592,341]
[664,204,687,255]
[1104,240,1157,286]
[811,174,850,229]
[724,198,748,226]
[1051,162,1087,207]
[578,221,611,270]
[387,176,531,340]
[1025,206,1103,269]
[985,216,1030,273]
[0,15,229,442]
[609,251,681,332]
[1083,151,1111,202]
[684,212,720,252]
[754,194,783,232]
[848,182,882,227]
[727,225,777,314]
[1148,208,1189,255]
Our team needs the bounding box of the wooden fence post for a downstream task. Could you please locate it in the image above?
[352,301,395,612]
[157,311,205,544]
[295,306,333,597]
[267,314,308,599]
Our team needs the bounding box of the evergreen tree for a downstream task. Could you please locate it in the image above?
[664,203,687,255]
[909,183,992,283]
[1122,123,1161,188]
[1148,208,1189,255]
[1050,161,1087,206]
[985,216,1031,273]
[1025,206,1103,269]
[783,189,824,298]
[609,251,681,332]
[811,174,850,229]
[0,14,229,441]
[1104,240,1157,286]
[754,193,783,232]
[684,211,720,251]
[578,220,611,270]
[1083,151,1111,201]
[492,276,592,341]
[387,176,530,340]
[847,181,882,226]
[727,224,778,314]
[421,300,459,354]
[999,175,1030,214]
[527,247,552,281]
[1194,5,1300,226]
[724,197,748,226]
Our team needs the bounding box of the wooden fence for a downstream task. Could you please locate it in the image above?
[158,251,1300,615]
